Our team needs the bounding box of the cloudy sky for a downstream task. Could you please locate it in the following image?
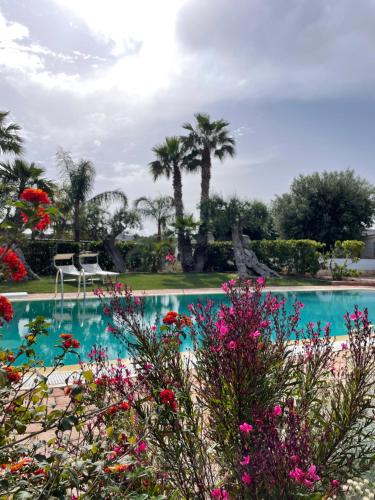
[1,0,375,232]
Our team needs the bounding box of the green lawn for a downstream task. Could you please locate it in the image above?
[0,273,330,294]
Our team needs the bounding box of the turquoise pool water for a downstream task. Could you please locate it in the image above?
[1,290,374,366]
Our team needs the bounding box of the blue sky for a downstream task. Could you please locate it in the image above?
[1,0,374,231]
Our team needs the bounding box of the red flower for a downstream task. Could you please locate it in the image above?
[20,188,51,205]
[163,311,178,325]
[62,336,80,349]
[162,311,192,329]
[5,366,21,383]
[34,206,51,231]
[0,248,27,281]
[0,296,14,323]
[60,333,73,339]
[160,388,177,411]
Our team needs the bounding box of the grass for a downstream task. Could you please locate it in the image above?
[0,273,330,294]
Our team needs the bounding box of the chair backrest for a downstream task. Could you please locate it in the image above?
[53,254,79,273]
[81,262,101,273]
[79,252,98,264]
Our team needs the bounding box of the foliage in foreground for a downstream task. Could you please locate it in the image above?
[0,279,374,498]
[101,279,375,498]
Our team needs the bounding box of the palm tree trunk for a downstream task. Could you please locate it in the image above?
[173,165,193,272]
[194,147,211,272]
[73,201,80,242]
[157,219,162,241]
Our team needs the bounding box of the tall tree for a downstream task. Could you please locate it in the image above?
[182,113,235,271]
[272,170,375,247]
[0,111,23,155]
[208,194,275,241]
[134,195,174,240]
[81,198,141,272]
[149,136,194,271]
[57,150,126,242]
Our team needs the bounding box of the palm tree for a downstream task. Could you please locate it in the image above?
[134,195,174,240]
[182,113,236,271]
[57,150,126,242]
[0,159,56,226]
[0,111,23,155]
[149,137,194,271]
[0,159,55,198]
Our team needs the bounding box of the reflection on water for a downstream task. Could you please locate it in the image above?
[1,290,374,366]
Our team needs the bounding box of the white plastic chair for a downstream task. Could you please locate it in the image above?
[53,253,96,299]
[79,252,119,283]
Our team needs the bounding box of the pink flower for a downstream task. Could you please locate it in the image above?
[350,310,363,320]
[257,277,265,286]
[151,325,157,332]
[221,283,229,292]
[330,479,340,489]
[211,488,228,499]
[227,340,237,350]
[240,455,250,465]
[308,322,315,329]
[289,466,305,483]
[242,472,252,485]
[211,345,222,353]
[188,304,194,312]
[114,282,123,291]
[135,441,148,454]
[260,320,270,328]
[239,422,253,433]
[307,465,320,482]
[249,330,261,339]
[273,405,282,417]
[228,279,236,286]
[341,342,348,350]
[106,324,116,333]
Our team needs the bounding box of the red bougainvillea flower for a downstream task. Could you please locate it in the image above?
[61,335,80,349]
[163,311,178,325]
[0,296,14,323]
[160,388,177,411]
[162,311,192,329]
[5,366,22,383]
[0,247,27,281]
[34,206,51,231]
[273,405,282,417]
[20,188,51,205]
[60,333,73,340]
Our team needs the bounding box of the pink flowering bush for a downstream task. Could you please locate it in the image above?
[101,279,375,499]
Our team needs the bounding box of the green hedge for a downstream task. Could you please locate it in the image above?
[207,239,325,275]
[250,240,325,275]
[23,238,326,276]
[23,240,122,276]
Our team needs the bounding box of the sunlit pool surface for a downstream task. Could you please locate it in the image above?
[1,290,375,366]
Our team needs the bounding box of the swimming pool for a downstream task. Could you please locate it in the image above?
[1,290,374,366]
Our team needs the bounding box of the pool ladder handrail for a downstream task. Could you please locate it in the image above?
[54,268,87,300]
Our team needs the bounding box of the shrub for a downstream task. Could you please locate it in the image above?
[100,279,375,498]
[0,318,167,499]
[329,240,365,280]
[207,240,325,275]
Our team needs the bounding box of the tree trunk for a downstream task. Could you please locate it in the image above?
[157,220,161,241]
[103,238,127,273]
[73,201,80,242]
[232,221,280,279]
[173,164,193,272]
[194,147,211,272]
[11,244,40,280]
